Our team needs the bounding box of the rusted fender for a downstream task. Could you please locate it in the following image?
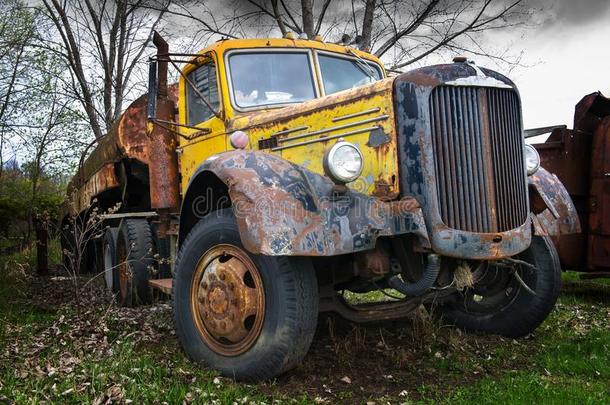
[529,167,581,236]
[182,150,429,256]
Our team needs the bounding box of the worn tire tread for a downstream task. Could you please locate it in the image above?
[117,219,154,306]
[173,209,318,381]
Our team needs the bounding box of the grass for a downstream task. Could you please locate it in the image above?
[2,343,271,404]
[443,301,610,404]
[0,247,56,341]
[447,373,609,404]
[0,249,609,404]
[0,247,287,404]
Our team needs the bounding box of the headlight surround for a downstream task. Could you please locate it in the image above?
[323,141,364,184]
[524,144,540,176]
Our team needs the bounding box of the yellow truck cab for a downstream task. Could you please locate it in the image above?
[177,37,397,197]
[62,32,580,381]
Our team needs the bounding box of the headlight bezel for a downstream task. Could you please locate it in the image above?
[524,144,540,176]
[323,140,364,184]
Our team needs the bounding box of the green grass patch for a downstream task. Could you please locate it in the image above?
[0,342,273,404]
[542,329,610,379]
[440,276,610,404]
[447,373,609,404]
[562,271,610,285]
[0,250,58,349]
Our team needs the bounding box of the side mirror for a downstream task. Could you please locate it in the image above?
[147,59,157,120]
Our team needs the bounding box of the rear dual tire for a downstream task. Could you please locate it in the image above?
[114,219,155,307]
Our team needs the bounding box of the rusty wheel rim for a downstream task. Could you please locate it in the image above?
[103,243,114,290]
[191,244,265,356]
[116,240,130,301]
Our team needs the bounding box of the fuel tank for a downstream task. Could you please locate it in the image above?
[61,87,178,219]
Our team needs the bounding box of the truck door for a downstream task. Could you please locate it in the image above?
[178,55,226,192]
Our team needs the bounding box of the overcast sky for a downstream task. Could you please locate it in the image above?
[504,0,610,129]
[193,0,610,130]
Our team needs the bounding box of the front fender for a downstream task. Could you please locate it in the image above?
[180,150,428,256]
[529,167,581,236]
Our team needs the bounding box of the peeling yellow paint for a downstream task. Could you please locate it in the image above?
[177,38,398,198]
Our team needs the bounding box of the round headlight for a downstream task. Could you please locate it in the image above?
[323,141,363,184]
[524,144,540,176]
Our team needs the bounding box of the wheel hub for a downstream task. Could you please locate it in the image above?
[207,286,229,315]
[192,244,265,356]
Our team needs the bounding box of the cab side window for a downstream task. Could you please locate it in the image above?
[186,62,220,125]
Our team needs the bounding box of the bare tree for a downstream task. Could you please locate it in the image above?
[39,0,171,139]
[177,0,530,70]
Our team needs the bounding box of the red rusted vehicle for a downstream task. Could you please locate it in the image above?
[529,93,610,278]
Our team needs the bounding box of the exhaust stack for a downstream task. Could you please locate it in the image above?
[148,31,180,212]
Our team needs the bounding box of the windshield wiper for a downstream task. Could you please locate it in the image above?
[347,49,378,81]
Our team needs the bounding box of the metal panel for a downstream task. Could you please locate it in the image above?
[430,86,527,233]
[532,91,610,271]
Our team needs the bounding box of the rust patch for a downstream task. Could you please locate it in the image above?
[148,97,180,211]
[182,150,428,256]
[61,84,179,220]
[63,163,120,217]
[529,167,581,236]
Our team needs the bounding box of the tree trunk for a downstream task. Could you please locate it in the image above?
[361,0,376,52]
[271,0,287,35]
[301,0,314,38]
[35,216,48,276]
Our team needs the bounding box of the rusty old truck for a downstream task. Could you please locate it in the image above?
[61,32,580,381]
[528,92,610,278]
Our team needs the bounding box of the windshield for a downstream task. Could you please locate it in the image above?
[228,52,316,109]
[318,54,382,95]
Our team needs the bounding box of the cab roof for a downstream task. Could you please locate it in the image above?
[190,37,384,68]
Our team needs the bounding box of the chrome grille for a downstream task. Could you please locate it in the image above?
[430,86,528,232]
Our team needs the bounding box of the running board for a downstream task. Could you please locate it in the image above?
[149,278,173,295]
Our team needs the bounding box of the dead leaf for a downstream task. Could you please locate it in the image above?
[340,376,352,384]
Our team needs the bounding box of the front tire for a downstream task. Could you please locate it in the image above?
[173,209,318,381]
[442,236,561,337]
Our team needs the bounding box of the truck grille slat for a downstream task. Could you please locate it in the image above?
[467,88,491,231]
[430,86,527,233]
